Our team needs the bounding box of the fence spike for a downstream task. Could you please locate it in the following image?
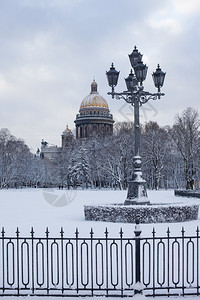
[1,227,5,237]
[16,227,20,237]
[45,227,49,237]
[75,228,79,237]
[119,227,123,237]
[181,227,185,236]
[196,226,199,236]
[105,227,109,238]
[60,227,64,238]
[152,227,156,236]
[30,227,34,237]
[167,227,170,236]
[90,228,94,237]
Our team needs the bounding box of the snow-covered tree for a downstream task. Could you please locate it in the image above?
[171,107,200,190]
[0,129,33,188]
[68,142,91,188]
[142,122,169,190]
[95,123,134,190]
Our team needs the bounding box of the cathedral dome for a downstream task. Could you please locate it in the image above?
[75,80,114,139]
[80,80,109,109]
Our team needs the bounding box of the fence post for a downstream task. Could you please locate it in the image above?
[134,219,143,295]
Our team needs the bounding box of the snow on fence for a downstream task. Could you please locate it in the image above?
[0,225,199,297]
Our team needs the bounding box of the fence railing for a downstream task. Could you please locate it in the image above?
[0,224,199,297]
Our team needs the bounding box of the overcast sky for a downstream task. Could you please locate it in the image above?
[0,0,200,152]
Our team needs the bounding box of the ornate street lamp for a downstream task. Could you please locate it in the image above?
[152,64,166,94]
[129,45,143,67]
[106,63,120,98]
[106,46,166,205]
[125,69,138,91]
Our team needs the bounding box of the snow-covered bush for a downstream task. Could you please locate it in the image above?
[175,189,200,198]
[84,203,199,224]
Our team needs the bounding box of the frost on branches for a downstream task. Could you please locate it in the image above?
[1,107,200,190]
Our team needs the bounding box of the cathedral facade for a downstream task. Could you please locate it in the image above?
[40,80,114,159]
[74,80,114,138]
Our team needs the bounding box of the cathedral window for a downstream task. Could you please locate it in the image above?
[80,127,83,138]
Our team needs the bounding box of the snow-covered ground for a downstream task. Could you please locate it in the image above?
[0,188,199,237]
[0,188,200,299]
[2,296,198,300]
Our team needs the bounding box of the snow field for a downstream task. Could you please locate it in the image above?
[0,188,200,299]
[0,188,199,237]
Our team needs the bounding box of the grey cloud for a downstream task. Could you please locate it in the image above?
[0,0,199,151]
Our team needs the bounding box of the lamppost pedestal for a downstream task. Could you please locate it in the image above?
[124,156,150,205]
[125,180,149,205]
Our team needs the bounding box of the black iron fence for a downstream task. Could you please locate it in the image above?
[0,224,199,297]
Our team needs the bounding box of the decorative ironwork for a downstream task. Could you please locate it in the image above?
[108,90,165,107]
[0,226,199,297]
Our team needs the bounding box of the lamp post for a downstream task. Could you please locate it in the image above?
[106,46,166,205]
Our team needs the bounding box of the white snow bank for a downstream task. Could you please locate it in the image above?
[0,188,199,237]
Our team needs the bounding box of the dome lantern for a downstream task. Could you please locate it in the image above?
[91,79,98,94]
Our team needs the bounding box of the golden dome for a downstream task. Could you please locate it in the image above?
[80,80,109,109]
[80,94,109,109]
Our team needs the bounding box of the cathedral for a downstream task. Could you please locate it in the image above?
[74,80,114,138]
[40,80,114,159]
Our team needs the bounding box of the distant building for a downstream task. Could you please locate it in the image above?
[40,139,61,160]
[40,80,114,159]
[61,125,74,147]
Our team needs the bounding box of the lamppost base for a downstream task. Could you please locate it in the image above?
[124,179,150,205]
